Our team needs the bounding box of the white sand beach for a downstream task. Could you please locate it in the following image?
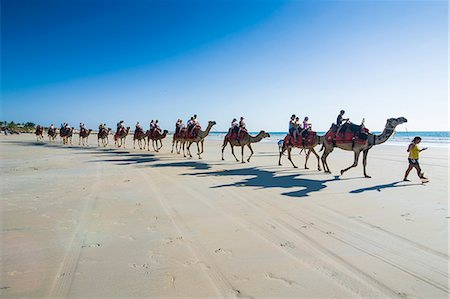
[1,133,448,298]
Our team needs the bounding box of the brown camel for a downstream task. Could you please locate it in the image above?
[133,129,147,150]
[35,126,44,142]
[48,128,58,142]
[183,121,216,159]
[222,130,270,163]
[321,117,407,178]
[60,127,73,145]
[278,132,324,170]
[147,129,168,152]
[79,128,92,146]
[114,126,130,148]
[97,127,111,147]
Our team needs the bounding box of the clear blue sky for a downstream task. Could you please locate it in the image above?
[1,0,447,132]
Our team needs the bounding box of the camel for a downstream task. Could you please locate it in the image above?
[48,128,58,142]
[222,130,270,163]
[278,132,324,170]
[97,127,111,147]
[133,129,147,150]
[147,129,168,152]
[182,121,216,159]
[79,128,92,146]
[321,117,407,178]
[60,127,73,145]
[35,126,44,142]
[114,126,130,148]
[171,129,184,154]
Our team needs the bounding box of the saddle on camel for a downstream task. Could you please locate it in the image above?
[225,127,248,143]
[283,129,318,148]
[325,122,369,147]
[184,124,202,139]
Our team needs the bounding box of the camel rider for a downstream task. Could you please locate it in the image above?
[175,119,182,135]
[98,123,104,131]
[117,120,125,132]
[288,114,296,136]
[154,120,161,133]
[292,117,300,141]
[136,122,143,132]
[336,110,349,135]
[300,117,311,136]
[230,118,239,134]
[149,120,155,132]
[237,117,247,143]
[190,114,199,136]
[50,124,55,130]
[187,117,194,135]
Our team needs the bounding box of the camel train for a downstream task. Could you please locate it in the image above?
[32,114,406,177]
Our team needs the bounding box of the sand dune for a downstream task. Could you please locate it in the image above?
[1,134,448,298]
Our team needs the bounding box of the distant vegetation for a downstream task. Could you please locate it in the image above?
[0,121,39,133]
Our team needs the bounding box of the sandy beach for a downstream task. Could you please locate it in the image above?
[1,133,448,298]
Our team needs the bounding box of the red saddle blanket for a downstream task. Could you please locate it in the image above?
[284,131,317,147]
[325,128,369,144]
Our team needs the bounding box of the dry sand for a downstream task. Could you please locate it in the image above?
[1,133,448,298]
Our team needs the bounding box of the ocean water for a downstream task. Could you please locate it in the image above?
[208,131,450,148]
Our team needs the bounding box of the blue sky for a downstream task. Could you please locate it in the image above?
[1,0,448,132]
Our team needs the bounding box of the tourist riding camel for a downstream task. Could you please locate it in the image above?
[48,124,57,142]
[222,123,270,163]
[171,119,185,154]
[60,124,73,145]
[147,127,168,152]
[321,116,408,177]
[279,118,324,170]
[35,125,44,142]
[97,124,111,147]
[114,121,130,148]
[79,123,92,146]
[181,120,216,159]
[133,122,146,150]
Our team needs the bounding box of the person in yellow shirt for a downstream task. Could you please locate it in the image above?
[404,136,428,182]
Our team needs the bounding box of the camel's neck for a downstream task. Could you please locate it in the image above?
[199,123,214,138]
[374,127,396,145]
[250,132,266,143]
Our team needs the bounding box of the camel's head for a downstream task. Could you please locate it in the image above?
[385,117,407,130]
[260,130,270,138]
[208,121,217,126]
[163,130,169,134]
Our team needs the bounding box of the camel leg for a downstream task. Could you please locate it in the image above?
[158,140,163,151]
[362,149,371,178]
[311,148,321,171]
[278,145,286,166]
[304,149,311,169]
[321,147,333,173]
[240,145,245,163]
[79,136,81,145]
[196,142,202,159]
[230,144,239,162]
[200,140,204,154]
[221,140,228,160]
[246,144,254,163]
[287,147,297,168]
[340,150,362,176]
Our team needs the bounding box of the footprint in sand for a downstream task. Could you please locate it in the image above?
[264,272,304,288]
[280,241,295,249]
[81,243,100,248]
[214,248,233,258]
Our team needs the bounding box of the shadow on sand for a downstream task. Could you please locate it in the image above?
[184,167,344,198]
[349,181,423,193]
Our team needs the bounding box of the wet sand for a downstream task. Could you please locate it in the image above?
[1,133,448,298]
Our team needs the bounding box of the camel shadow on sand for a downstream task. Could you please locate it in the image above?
[184,167,345,198]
